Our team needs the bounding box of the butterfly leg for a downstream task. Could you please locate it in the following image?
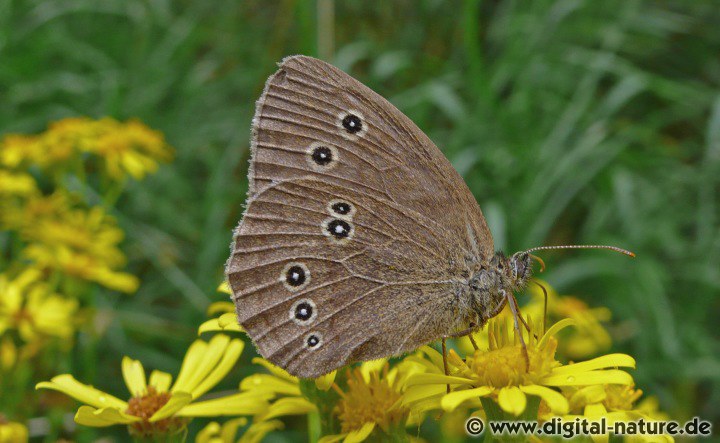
[466,332,480,351]
[441,338,450,394]
[531,279,549,335]
[503,290,530,371]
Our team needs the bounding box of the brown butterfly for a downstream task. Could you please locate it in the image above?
[225,55,633,378]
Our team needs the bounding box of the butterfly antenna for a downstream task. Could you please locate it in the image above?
[524,244,636,258]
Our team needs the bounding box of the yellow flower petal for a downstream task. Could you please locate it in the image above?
[315,370,337,391]
[498,386,527,416]
[218,313,243,330]
[176,392,271,417]
[172,339,208,392]
[543,369,634,387]
[360,359,387,382]
[402,384,446,406]
[191,338,244,398]
[261,397,317,420]
[318,434,347,443]
[121,357,147,397]
[419,345,445,369]
[149,370,172,393]
[519,385,568,415]
[239,419,284,443]
[538,318,576,349]
[207,301,234,315]
[345,422,375,443]
[196,421,221,443]
[410,395,448,414]
[74,406,140,427]
[441,386,494,411]
[221,418,249,442]
[252,357,297,383]
[405,373,473,387]
[197,318,223,335]
[585,402,607,418]
[550,354,635,375]
[569,385,606,409]
[240,373,301,397]
[149,392,193,422]
[36,374,127,409]
[179,335,231,395]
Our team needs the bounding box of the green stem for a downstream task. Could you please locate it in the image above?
[300,378,340,441]
[480,395,541,443]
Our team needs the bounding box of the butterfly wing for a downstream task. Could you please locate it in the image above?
[227,56,492,377]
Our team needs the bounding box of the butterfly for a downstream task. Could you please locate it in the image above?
[225,55,632,378]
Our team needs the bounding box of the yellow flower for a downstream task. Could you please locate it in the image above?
[0,117,173,180]
[89,118,173,179]
[23,244,139,293]
[14,199,139,293]
[240,358,321,422]
[0,169,38,196]
[198,283,243,334]
[0,269,79,342]
[318,360,424,443]
[196,418,285,443]
[36,335,271,438]
[0,191,69,231]
[0,416,28,443]
[405,318,635,418]
[560,384,674,443]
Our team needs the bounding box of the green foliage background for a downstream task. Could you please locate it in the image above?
[1,0,719,440]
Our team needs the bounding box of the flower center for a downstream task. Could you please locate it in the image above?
[467,338,559,387]
[335,367,407,434]
[603,385,643,411]
[125,386,187,437]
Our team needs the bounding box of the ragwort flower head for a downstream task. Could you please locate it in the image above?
[36,335,270,438]
[404,317,636,418]
[0,268,79,343]
[12,194,139,293]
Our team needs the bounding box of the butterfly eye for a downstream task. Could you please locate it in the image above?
[305,333,322,349]
[341,114,362,134]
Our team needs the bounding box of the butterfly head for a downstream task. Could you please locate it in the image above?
[486,251,533,294]
[509,251,533,288]
[466,251,533,325]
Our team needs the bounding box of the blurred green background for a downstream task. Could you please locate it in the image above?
[2,0,719,440]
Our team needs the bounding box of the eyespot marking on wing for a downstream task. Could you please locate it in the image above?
[290,298,317,325]
[327,199,356,219]
[307,142,338,171]
[322,218,354,243]
[281,262,310,291]
[337,110,367,140]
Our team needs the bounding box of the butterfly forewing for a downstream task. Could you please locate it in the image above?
[227,56,493,377]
